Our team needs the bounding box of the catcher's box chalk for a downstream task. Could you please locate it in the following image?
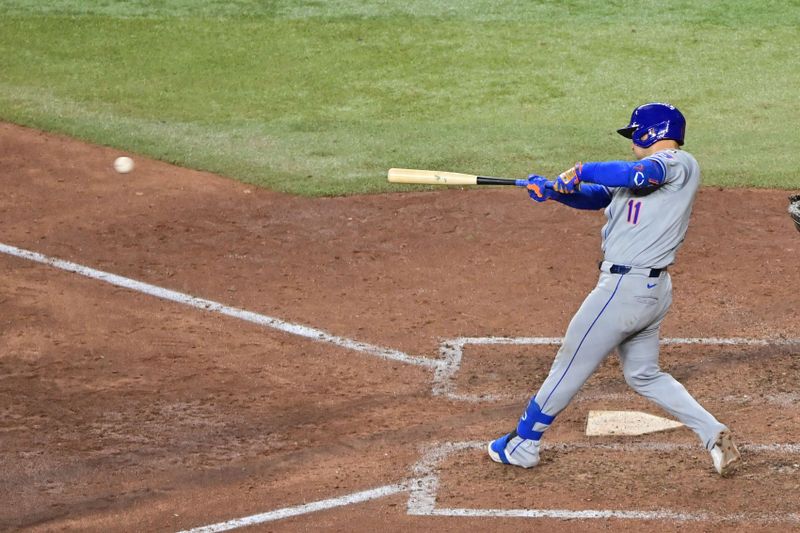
[586,410,684,436]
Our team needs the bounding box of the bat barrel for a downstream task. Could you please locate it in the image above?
[388,168,526,187]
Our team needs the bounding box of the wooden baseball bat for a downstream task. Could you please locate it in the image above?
[388,168,528,187]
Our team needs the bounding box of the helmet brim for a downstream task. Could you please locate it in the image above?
[616,126,636,139]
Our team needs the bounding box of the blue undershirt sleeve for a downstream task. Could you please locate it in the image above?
[579,158,666,189]
[549,183,612,210]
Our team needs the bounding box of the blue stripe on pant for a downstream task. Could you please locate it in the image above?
[522,274,627,436]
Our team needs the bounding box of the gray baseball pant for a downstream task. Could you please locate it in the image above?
[519,270,726,450]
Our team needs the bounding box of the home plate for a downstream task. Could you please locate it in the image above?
[586,410,684,436]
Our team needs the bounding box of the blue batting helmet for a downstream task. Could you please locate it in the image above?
[616,102,686,147]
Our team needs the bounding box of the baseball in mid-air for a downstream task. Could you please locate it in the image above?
[113,156,134,174]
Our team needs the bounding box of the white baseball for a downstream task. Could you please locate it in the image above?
[113,156,134,174]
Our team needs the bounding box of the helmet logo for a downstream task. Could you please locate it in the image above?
[636,121,672,147]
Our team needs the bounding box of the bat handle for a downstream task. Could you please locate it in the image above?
[514,179,555,190]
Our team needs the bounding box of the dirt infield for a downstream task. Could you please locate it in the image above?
[1,122,798,531]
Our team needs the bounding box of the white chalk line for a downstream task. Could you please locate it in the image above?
[434,335,800,402]
[547,441,800,454]
[177,482,410,533]
[409,440,800,524]
[0,242,437,369]
[451,336,800,346]
[428,507,800,523]
[449,389,800,407]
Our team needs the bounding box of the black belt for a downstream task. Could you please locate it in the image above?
[600,261,665,278]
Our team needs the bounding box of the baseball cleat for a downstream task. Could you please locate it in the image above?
[488,430,541,468]
[710,429,741,476]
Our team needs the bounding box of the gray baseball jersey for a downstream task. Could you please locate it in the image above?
[601,149,700,269]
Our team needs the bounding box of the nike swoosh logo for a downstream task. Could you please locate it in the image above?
[647,283,657,289]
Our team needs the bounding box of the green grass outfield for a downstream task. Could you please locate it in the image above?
[1,1,798,195]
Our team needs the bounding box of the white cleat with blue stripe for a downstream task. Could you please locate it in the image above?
[488,430,541,468]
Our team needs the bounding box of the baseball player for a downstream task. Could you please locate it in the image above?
[489,102,741,476]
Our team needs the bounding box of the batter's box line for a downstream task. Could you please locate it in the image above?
[433,336,800,403]
[407,441,800,525]
[0,243,438,369]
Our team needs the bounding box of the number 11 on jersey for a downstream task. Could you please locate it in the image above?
[627,199,642,224]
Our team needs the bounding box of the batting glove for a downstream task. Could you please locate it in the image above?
[553,163,583,194]
[526,175,551,202]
